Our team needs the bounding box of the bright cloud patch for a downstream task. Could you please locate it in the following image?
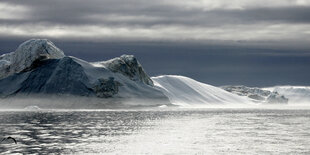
[0,0,310,44]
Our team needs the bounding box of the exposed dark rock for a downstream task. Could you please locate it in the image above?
[105,55,154,86]
[221,85,288,104]
[248,94,265,101]
[93,77,121,98]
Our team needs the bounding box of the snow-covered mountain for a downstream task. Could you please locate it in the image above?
[263,86,310,104]
[0,39,169,108]
[152,75,253,106]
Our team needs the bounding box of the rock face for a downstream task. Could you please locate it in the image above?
[0,39,170,108]
[221,85,288,104]
[99,55,153,86]
[0,39,65,79]
[221,85,271,100]
[93,77,121,98]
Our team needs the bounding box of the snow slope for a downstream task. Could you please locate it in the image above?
[264,86,310,104]
[152,75,253,106]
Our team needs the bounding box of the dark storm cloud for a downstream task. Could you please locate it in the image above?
[1,0,309,44]
[2,0,310,27]
[1,39,309,87]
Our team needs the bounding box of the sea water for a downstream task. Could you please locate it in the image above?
[0,108,310,154]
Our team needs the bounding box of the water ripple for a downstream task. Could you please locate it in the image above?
[0,109,310,154]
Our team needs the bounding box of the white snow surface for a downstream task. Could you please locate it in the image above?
[152,75,253,106]
[264,86,310,104]
[0,39,65,79]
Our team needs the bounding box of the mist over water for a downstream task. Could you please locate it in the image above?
[1,108,310,154]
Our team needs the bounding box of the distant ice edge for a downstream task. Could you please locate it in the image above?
[152,75,310,107]
[263,86,310,105]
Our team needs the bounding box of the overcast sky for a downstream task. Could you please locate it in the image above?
[0,0,310,86]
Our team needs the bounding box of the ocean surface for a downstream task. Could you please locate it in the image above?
[0,108,310,154]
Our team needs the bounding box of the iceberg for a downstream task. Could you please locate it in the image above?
[0,39,170,108]
[24,105,41,110]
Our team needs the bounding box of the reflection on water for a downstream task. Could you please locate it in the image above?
[0,109,310,154]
